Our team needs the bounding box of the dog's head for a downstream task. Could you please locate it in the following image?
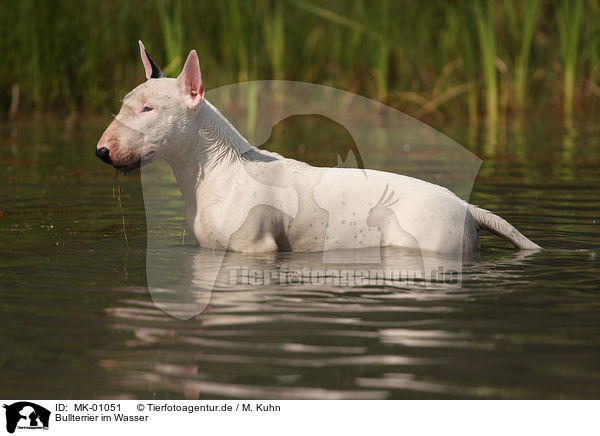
[96,41,205,173]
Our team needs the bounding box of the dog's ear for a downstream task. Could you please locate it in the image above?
[138,40,165,79]
[176,50,204,109]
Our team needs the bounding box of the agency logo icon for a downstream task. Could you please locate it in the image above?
[3,402,50,434]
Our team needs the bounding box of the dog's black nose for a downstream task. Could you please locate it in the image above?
[96,147,112,164]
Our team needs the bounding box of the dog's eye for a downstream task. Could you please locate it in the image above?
[142,105,154,113]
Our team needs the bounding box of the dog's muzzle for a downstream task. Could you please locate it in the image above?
[96,147,112,165]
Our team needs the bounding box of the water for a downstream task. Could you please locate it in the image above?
[1,115,599,399]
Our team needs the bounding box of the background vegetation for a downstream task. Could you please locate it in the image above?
[2,0,600,129]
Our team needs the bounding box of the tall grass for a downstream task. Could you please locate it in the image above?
[261,1,285,79]
[474,0,498,127]
[156,0,185,76]
[503,0,541,110]
[556,0,584,117]
[1,0,600,129]
[439,3,480,125]
[583,0,600,102]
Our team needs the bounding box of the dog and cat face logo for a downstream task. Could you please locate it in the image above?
[3,402,50,433]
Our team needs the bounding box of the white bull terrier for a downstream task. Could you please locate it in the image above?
[96,42,541,254]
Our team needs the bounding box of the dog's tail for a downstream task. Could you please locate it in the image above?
[468,204,541,250]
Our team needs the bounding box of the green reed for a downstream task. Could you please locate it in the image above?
[261,1,285,80]
[1,0,599,132]
[583,0,600,104]
[156,0,185,76]
[557,0,584,117]
[502,0,541,110]
[474,0,498,127]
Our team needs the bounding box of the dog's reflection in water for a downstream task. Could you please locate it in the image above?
[145,244,469,320]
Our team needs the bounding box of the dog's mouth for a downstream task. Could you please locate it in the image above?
[140,150,156,166]
[115,151,155,175]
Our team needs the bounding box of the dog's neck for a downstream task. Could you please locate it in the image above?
[165,99,255,215]
[196,100,254,168]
